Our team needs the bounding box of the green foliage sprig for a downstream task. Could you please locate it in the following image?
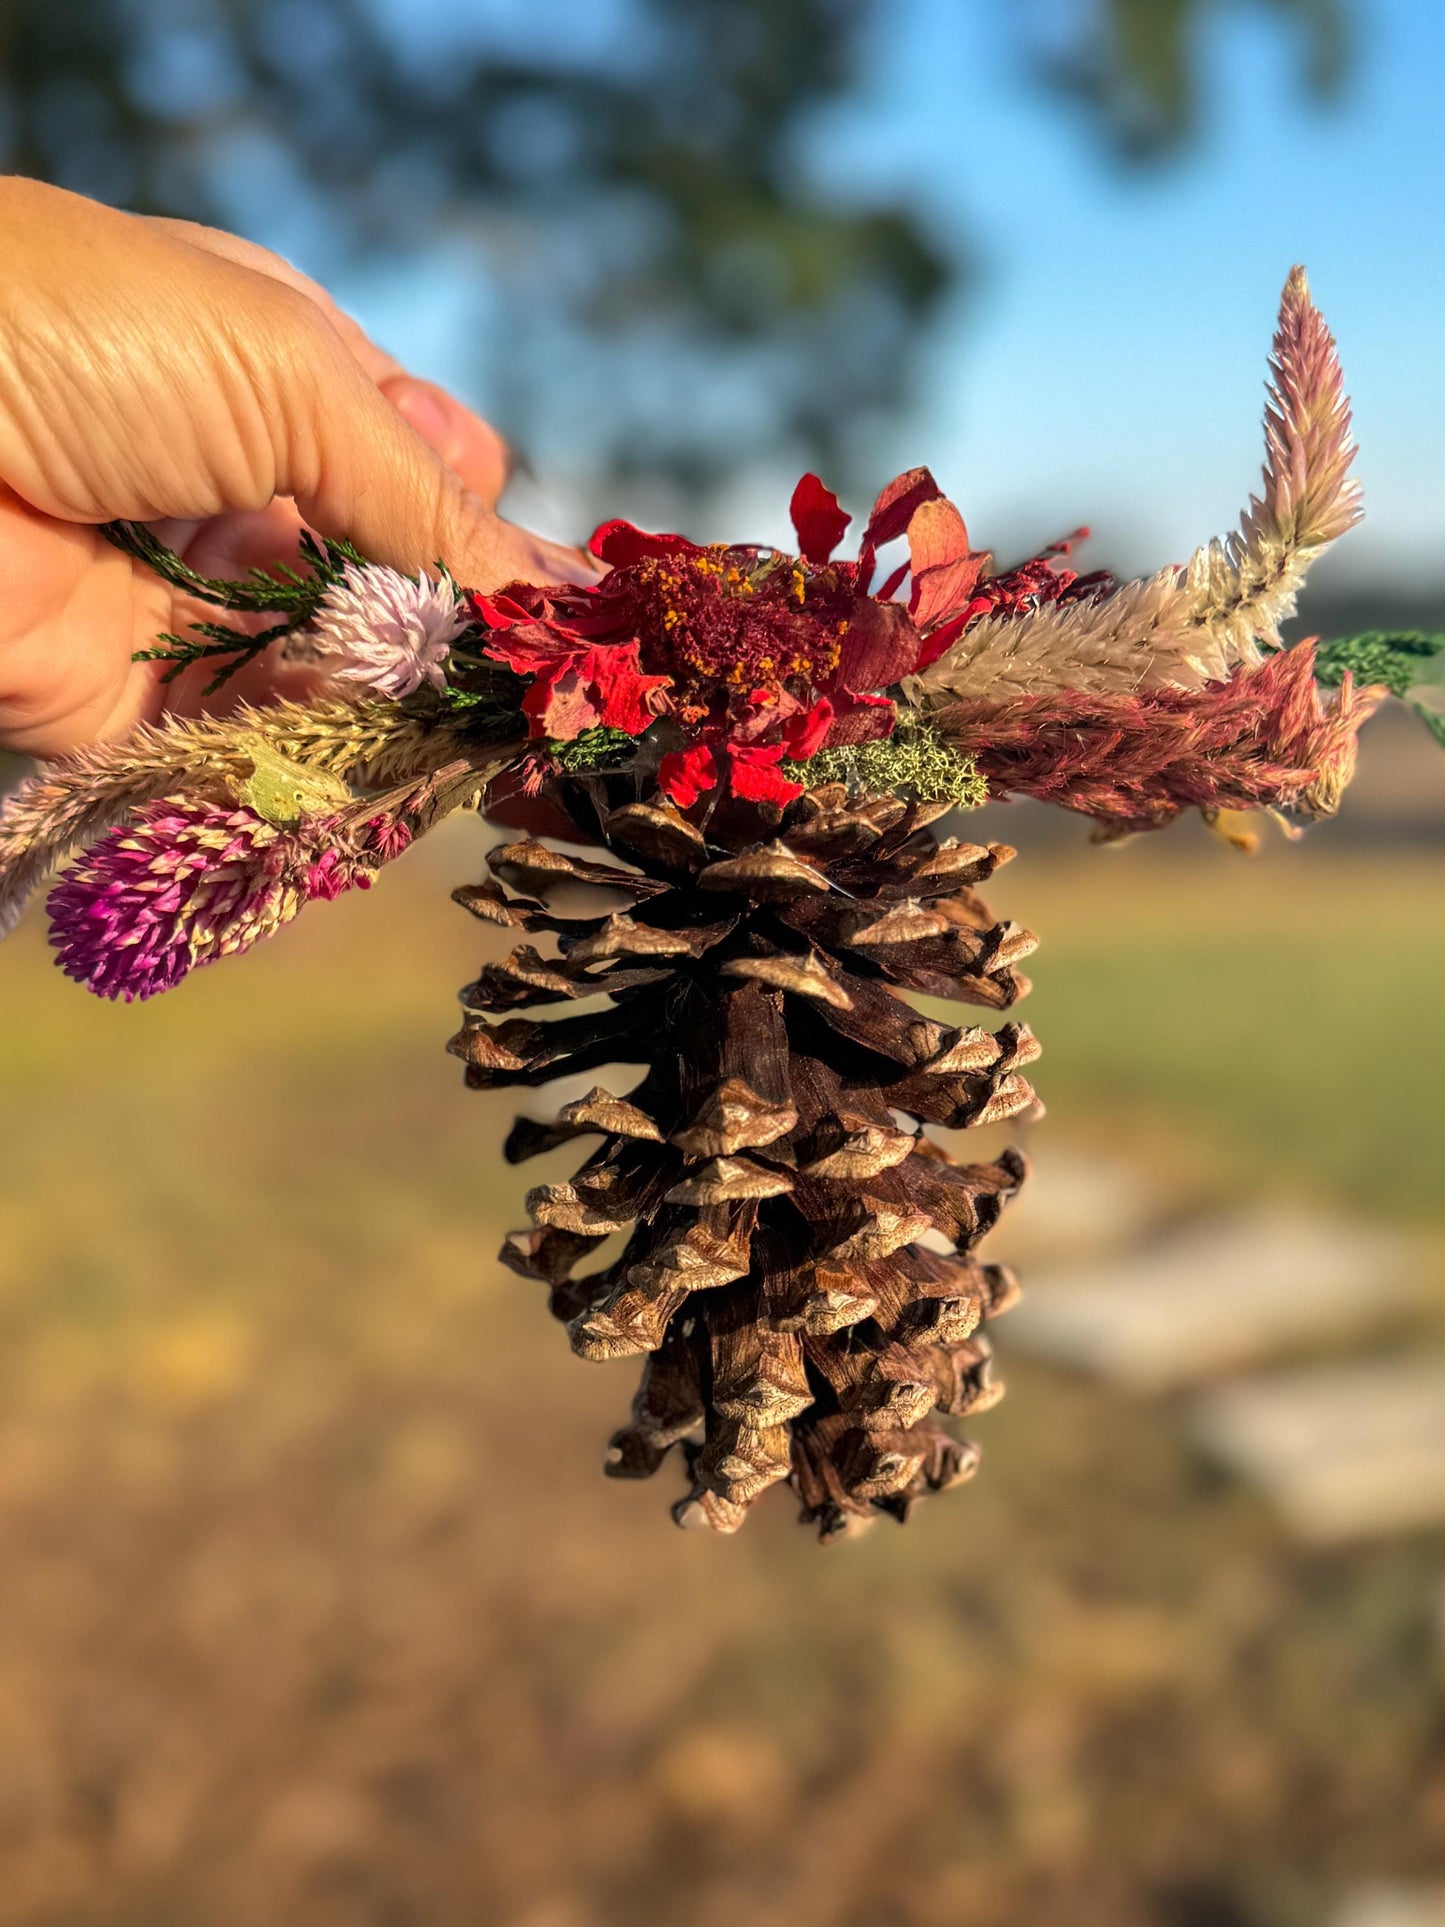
[1314,631,1445,746]
[547,727,638,773]
[104,519,370,696]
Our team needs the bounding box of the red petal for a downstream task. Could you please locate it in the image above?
[523,662,598,740]
[468,587,542,629]
[834,597,920,693]
[658,742,718,809]
[514,642,671,740]
[782,697,834,761]
[730,687,804,745]
[587,519,698,567]
[908,498,988,627]
[913,598,992,670]
[857,467,942,588]
[585,643,672,735]
[728,743,804,806]
[788,473,851,566]
[818,690,895,749]
[483,623,583,677]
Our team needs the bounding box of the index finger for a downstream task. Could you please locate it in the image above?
[140,216,407,387]
[143,216,514,512]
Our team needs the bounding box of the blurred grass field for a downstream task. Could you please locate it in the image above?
[1,747,1443,1926]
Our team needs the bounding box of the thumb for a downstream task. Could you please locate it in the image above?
[278,307,594,594]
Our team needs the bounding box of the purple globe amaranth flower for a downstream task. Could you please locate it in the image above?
[48,801,296,1001]
[47,800,411,1002]
[308,562,468,698]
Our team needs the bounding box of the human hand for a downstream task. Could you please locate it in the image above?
[0,177,593,758]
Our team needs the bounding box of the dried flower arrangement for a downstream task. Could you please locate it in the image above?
[3,269,1441,1539]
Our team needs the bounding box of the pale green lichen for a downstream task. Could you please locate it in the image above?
[784,724,988,807]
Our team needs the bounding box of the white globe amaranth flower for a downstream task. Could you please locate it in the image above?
[309,562,468,698]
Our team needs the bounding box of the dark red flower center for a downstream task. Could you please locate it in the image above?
[624,546,853,704]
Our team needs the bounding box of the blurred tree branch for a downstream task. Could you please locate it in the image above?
[0,0,1353,495]
[1030,0,1349,158]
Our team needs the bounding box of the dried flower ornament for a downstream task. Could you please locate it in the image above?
[1,267,1437,1539]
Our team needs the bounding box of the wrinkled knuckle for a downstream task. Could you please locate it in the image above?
[247,282,351,501]
[262,277,337,363]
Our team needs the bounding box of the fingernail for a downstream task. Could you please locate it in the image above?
[392,380,457,459]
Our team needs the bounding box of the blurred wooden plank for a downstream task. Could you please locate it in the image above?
[1334,1885,1445,1927]
[1004,1210,1414,1390]
[1188,1360,1445,1543]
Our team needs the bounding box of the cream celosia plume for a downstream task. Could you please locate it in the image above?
[916,267,1362,704]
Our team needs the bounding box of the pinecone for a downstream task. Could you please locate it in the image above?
[448,778,1040,1539]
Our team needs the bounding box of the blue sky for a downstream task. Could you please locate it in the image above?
[327,0,1442,585]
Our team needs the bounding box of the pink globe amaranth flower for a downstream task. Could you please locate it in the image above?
[303,847,358,902]
[308,562,468,698]
[47,799,409,1002]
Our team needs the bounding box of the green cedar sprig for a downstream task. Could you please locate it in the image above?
[547,726,638,772]
[1314,631,1445,747]
[104,519,372,697]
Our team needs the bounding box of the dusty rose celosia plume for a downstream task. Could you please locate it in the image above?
[917,267,1362,703]
[929,642,1383,832]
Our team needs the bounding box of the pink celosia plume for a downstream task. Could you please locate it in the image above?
[930,643,1385,832]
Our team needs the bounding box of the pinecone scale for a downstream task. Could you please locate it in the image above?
[449,779,1039,1540]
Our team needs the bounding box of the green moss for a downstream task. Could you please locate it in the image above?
[783,723,987,806]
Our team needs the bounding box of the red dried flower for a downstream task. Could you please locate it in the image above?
[518,641,670,741]
[725,742,798,806]
[473,467,1071,816]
